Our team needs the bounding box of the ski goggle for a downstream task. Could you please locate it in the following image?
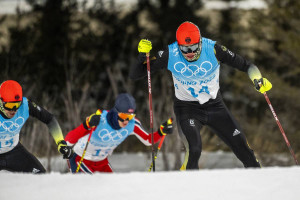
[2,101,22,111]
[179,43,199,54]
[118,113,136,122]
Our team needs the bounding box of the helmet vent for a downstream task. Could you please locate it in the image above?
[15,95,20,101]
[185,37,191,44]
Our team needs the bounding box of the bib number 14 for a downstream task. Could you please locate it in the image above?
[188,86,210,97]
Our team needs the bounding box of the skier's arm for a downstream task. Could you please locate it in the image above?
[65,124,91,145]
[28,100,64,144]
[28,100,73,158]
[131,118,163,146]
[214,43,263,80]
[214,43,254,72]
[214,43,272,93]
[65,110,101,145]
[129,40,169,80]
[131,118,173,146]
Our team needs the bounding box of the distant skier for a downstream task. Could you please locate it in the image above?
[0,80,73,173]
[65,93,173,173]
[130,21,272,169]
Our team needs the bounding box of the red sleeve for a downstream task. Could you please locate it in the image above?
[65,123,91,145]
[132,118,162,146]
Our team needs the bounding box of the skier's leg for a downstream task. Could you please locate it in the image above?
[207,101,260,168]
[95,158,113,173]
[100,164,113,173]
[177,117,203,170]
[4,143,46,173]
[69,154,113,173]
[69,153,79,173]
[69,153,93,174]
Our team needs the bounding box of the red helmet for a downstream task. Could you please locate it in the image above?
[0,80,23,102]
[176,21,201,45]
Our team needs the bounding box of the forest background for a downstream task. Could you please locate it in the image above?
[0,0,299,171]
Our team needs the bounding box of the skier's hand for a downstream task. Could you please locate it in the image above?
[254,78,272,93]
[58,140,73,159]
[158,118,173,136]
[138,39,152,53]
[84,109,101,129]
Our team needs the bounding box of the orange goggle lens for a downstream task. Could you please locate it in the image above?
[3,101,22,110]
[118,113,136,121]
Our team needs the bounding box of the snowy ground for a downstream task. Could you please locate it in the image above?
[1,151,299,200]
[1,167,299,200]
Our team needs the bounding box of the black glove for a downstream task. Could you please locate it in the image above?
[58,140,73,159]
[158,118,173,136]
[83,109,101,129]
[253,78,263,90]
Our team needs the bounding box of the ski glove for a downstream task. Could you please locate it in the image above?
[58,140,73,159]
[84,109,102,129]
[254,78,272,94]
[138,39,152,53]
[158,118,173,136]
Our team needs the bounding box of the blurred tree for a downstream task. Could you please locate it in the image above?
[234,0,300,164]
[251,0,300,86]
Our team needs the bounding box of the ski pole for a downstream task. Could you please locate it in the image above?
[259,83,298,165]
[76,131,93,173]
[148,118,172,172]
[146,52,155,172]
[148,135,165,172]
[67,160,72,173]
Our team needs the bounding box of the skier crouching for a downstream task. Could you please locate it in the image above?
[66,93,173,173]
[0,80,73,173]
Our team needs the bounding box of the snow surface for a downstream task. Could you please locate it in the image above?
[1,167,299,200]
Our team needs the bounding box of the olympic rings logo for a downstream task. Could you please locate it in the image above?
[174,61,214,78]
[96,129,129,143]
[0,117,25,134]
